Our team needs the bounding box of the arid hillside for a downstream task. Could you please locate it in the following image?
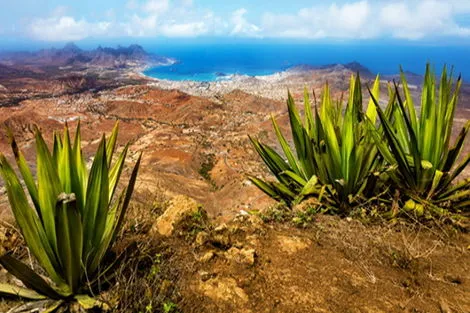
[0,62,469,312]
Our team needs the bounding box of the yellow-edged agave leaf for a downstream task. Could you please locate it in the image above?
[250,75,382,209]
[366,75,380,124]
[76,294,110,310]
[372,64,470,208]
[0,283,47,300]
[428,170,444,199]
[299,175,320,197]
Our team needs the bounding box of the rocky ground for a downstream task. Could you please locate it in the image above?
[0,62,469,312]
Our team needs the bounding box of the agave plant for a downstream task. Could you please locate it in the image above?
[369,64,470,210]
[0,122,141,311]
[249,74,386,210]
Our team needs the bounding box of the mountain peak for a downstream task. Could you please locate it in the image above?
[62,42,81,53]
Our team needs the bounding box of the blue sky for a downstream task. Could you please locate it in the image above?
[1,0,470,44]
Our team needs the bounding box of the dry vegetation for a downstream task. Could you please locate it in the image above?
[0,63,469,312]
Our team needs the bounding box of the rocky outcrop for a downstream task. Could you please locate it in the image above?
[150,195,201,236]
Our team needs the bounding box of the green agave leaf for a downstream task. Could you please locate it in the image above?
[394,82,423,185]
[438,178,470,199]
[35,128,62,255]
[369,87,416,188]
[106,122,120,168]
[248,176,295,204]
[83,136,109,261]
[0,154,63,285]
[72,121,88,212]
[446,152,470,187]
[6,128,40,216]
[108,143,129,201]
[438,189,470,202]
[281,170,307,186]
[58,125,73,193]
[248,176,281,200]
[287,91,309,163]
[271,115,302,178]
[249,136,291,184]
[0,254,64,300]
[111,152,142,242]
[303,87,315,138]
[439,77,462,168]
[400,67,419,136]
[441,120,470,174]
[52,132,63,166]
[89,152,142,275]
[55,193,83,293]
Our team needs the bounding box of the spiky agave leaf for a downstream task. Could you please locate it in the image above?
[249,74,383,210]
[370,64,470,208]
[0,122,141,309]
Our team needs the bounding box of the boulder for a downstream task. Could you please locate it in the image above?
[150,195,200,236]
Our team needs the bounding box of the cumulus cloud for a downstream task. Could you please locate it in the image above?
[262,1,374,39]
[30,16,111,41]
[379,0,470,39]
[123,0,221,37]
[261,0,470,40]
[25,0,470,41]
[230,8,261,37]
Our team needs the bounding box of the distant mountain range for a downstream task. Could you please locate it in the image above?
[0,43,173,69]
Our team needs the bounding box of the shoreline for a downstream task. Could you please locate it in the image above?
[133,62,377,101]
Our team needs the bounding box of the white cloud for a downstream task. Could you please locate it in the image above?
[231,8,261,37]
[379,0,470,39]
[26,0,470,41]
[261,1,374,39]
[161,21,208,37]
[260,0,470,40]
[30,16,111,41]
[142,0,169,15]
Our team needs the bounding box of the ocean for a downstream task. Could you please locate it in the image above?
[143,42,470,82]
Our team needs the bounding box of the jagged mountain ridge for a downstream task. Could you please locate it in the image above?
[0,43,170,69]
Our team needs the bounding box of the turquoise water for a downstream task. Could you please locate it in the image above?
[143,42,470,82]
